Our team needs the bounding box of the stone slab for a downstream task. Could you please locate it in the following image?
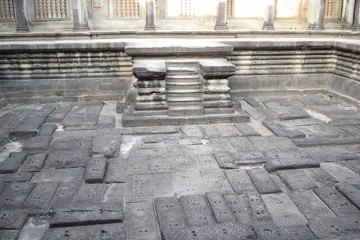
[32,168,84,183]
[224,169,256,194]
[102,183,125,205]
[216,125,242,137]
[62,103,103,128]
[97,115,116,129]
[73,184,105,204]
[126,174,155,203]
[10,116,46,139]
[154,173,174,197]
[44,149,90,169]
[126,201,160,240]
[172,170,207,197]
[289,190,336,222]
[38,123,57,136]
[262,193,308,226]
[180,195,216,226]
[84,155,107,183]
[247,192,274,225]
[321,162,360,185]
[263,120,305,138]
[200,169,233,193]
[51,181,80,209]
[342,160,360,174]
[92,134,120,157]
[336,184,360,209]
[223,193,252,225]
[42,223,126,240]
[278,110,310,121]
[0,152,27,174]
[265,158,320,172]
[248,136,278,152]
[213,152,237,169]
[0,230,19,240]
[21,152,48,172]
[206,192,236,223]
[254,225,316,240]
[0,172,33,182]
[133,60,166,80]
[22,135,52,153]
[51,137,92,151]
[197,155,219,170]
[293,136,360,147]
[180,125,204,138]
[0,210,28,230]
[50,203,124,227]
[314,187,360,216]
[304,167,338,187]
[277,169,318,191]
[47,105,72,123]
[234,124,261,136]
[154,197,186,232]
[267,136,298,151]
[163,222,256,240]
[0,130,9,146]
[0,182,36,208]
[105,157,127,183]
[200,125,221,138]
[22,182,59,215]
[247,168,281,194]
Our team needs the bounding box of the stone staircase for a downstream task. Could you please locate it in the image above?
[166,61,205,116]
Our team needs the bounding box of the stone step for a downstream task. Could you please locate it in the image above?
[166,61,198,68]
[166,75,199,81]
[167,95,202,103]
[168,106,205,116]
[166,81,201,87]
[166,89,202,94]
[167,66,198,72]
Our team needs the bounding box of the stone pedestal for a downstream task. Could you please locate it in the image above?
[215,0,228,30]
[353,0,360,31]
[14,0,29,32]
[307,0,325,30]
[145,0,156,31]
[342,0,355,29]
[73,0,90,31]
[263,3,275,30]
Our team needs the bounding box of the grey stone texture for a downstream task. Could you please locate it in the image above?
[247,168,281,194]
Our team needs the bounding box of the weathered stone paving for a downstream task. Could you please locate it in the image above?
[0,94,359,239]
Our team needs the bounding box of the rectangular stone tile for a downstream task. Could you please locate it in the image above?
[149,157,172,174]
[105,157,127,183]
[73,184,106,204]
[224,169,256,194]
[233,150,266,165]
[210,137,236,153]
[304,167,338,187]
[180,125,203,138]
[0,210,28,230]
[227,136,254,151]
[0,182,6,194]
[262,193,308,226]
[132,126,178,135]
[293,136,360,147]
[200,169,233,193]
[200,125,221,138]
[163,222,256,240]
[50,203,124,227]
[20,152,48,172]
[126,174,155,203]
[277,169,318,191]
[314,187,360,216]
[336,184,360,209]
[22,135,52,154]
[197,155,219,170]
[42,223,126,240]
[0,230,19,240]
[44,149,90,169]
[126,201,160,240]
[0,129,9,146]
[263,120,306,138]
[206,192,236,223]
[10,116,47,139]
[0,182,36,208]
[290,190,336,222]
[47,106,72,123]
[84,155,107,183]
[248,136,278,152]
[51,181,80,209]
[247,168,281,194]
[254,225,316,240]
[321,162,360,185]
[0,152,27,174]
[180,195,216,226]
[267,136,298,151]
[213,152,237,169]
[234,124,261,136]
[247,192,274,225]
[0,172,33,182]
[154,173,174,198]
[22,182,58,215]
[172,170,207,197]
[154,197,186,232]
[97,115,115,129]
[92,134,120,157]
[278,110,310,121]
[309,215,360,239]
[51,137,92,151]
[216,125,242,137]
[296,123,347,138]
[102,183,125,205]
[265,158,320,172]
[342,160,360,175]
[38,124,57,136]
[32,168,84,183]
[223,193,252,225]
[62,104,103,128]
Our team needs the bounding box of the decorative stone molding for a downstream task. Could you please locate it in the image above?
[0,0,15,20]
[34,0,68,19]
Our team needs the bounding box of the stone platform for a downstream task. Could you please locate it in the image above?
[0,93,359,239]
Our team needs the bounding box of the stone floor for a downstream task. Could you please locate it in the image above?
[0,94,359,240]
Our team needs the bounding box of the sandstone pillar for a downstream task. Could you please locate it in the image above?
[215,0,228,30]
[14,0,29,32]
[353,0,360,31]
[145,0,156,30]
[73,0,89,31]
[307,0,325,30]
[263,1,275,30]
[342,0,355,29]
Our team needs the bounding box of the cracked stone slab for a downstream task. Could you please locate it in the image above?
[126,174,155,203]
[0,182,36,208]
[309,215,360,239]
[0,152,27,174]
[92,134,120,157]
[38,124,57,136]
[224,169,256,194]
[32,168,84,183]
[62,103,103,128]
[265,158,320,172]
[22,182,59,215]
[335,184,360,209]
[289,190,336,222]
[313,187,360,216]
[223,193,252,225]
[247,168,281,194]
[154,197,186,232]
[277,169,318,191]
[42,223,126,240]
[50,203,124,227]
[126,201,160,240]
[162,222,256,240]
[200,169,233,193]
[85,155,107,183]
[254,225,316,240]
[234,124,261,136]
[22,135,52,153]
[262,193,308,226]
[180,125,204,138]
[47,105,72,123]
[51,181,80,209]
[105,157,127,183]
[180,195,216,226]
[213,152,237,169]
[248,136,278,152]
[216,125,242,137]
[73,184,106,204]
[0,210,28,230]
[44,149,90,169]
[154,173,174,198]
[20,152,48,172]
[206,192,236,223]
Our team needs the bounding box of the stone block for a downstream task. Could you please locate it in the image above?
[21,152,48,172]
[224,169,256,194]
[180,195,216,226]
[247,192,274,225]
[92,134,120,157]
[133,60,166,80]
[73,184,106,204]
[154,173,174,197]
[206,192,236,223]
[0,152,27,174]
[51,137,92,151]
[38,124,57,136]
[0,182,36,208]
[199,59,236,79]
[154,197,186,232]
[265,158,320,172]
[254,225,316,240]
[336,184,360,209]
[97,115,115,128]
[293,136,360,147]
[343,160,360,174]
[51,181,80,209]
[0,210,28,230]
[84,155,107,183]
[105,158,127,183]
[44,149,90,169]
[200,169,233,193]
[277,169,318,191]
[22,135,52,153]
[200,125,221,138]
[304,168,338,187]
[47,105,72,123]
[180,125,204,138]
[126,174,154,203]
[32,168,84,183]
[267,136,298,151]
[321,162,360,185]
[0,130,9,146]
[102,183,125,205]
[223,193,253,225]
[247,168,281,194]
[216,125,242,137]
[213,152,237,169]
[172,170,207,197]
[263,120,305,138]
[0,172,33,182]
[248,136,278,152]
[10,116,47,139]
[0,230,19,240]
[234,124,261,136]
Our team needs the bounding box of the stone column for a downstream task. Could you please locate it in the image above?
[73,0,90,31]
[342,0,355,29]
[215,0,228,30]
[14,0,29,32]
[262,1,275,30]
[353,0,360,31]
[145,0,156,30]
[307,0,325,30]
[316,0,325,30]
